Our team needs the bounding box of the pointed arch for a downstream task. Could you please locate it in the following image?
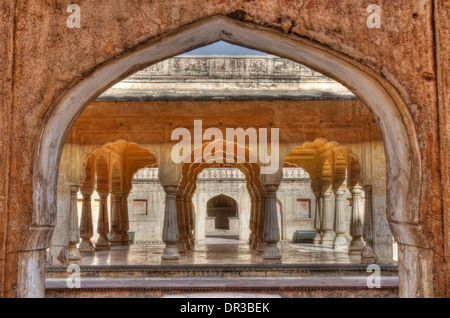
[27,15,425,298]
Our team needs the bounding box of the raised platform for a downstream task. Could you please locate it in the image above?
[45,275,398,298]
[46,263,398,278]
[45,241,398,297]
[45,264,398,298]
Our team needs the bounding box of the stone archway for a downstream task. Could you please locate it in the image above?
[24,15,427,298]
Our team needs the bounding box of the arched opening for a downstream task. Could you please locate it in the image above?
[26,16,426,298]
[206,194,238,235]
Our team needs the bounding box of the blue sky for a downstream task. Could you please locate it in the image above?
[181,41,266,55]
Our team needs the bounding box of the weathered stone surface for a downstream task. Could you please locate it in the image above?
[434,0,450,298]
[98,55,355,101]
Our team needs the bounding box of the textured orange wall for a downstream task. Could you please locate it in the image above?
[0,0,447,297]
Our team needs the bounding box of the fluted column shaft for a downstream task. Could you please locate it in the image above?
[79,187,95,255]
[320,189,334,246]
[68,185,81,264]
[362,185,375,263]
[161,185,180,264]
[263,185,282,264]
[95,190,110,250]
[349,185,365,255]
[109,192,123,245]
[333,188,348,249]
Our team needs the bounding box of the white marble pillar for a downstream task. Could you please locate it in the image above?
[362,185,375,263]
[120,192,130,245]
[68,185,81,265]
[313,190,322,244]
[161,185,180,264]
[95,190,110,250]
[320,189,334,246]
[333,188,348,250]
[263,185,282,264]
[349,185,365,255]
[109,192,123,246]
[78,187,95,255]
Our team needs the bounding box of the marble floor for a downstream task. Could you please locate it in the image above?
[76,236,393,267]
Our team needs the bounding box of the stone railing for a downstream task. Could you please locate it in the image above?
[282,167,310,180]
[133,168,159,180]
[133,167,310,181]
[126,55,326,82]
[197,168,245,180]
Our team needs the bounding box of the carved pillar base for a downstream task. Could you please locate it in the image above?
[184,238,192,250]
[188,232,195,246]
[252,237,259,249]
[176,241,187,254]
[349,237,365,255]
[248,233,254,245]
[361,245,375,263]
[67,242,81,265]
[78,240,95,256]
[320,231,334,247]
[263,244,282,265]
[257,241,267,255]
[161,244,180,264]
[120,232,131,246]
[313,232,322,244]
[95,236,110,250]
[109,233,123,246]
[332,234,348,250]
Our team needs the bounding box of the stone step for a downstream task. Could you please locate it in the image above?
[45,276,399,298]
[46,263,398,279]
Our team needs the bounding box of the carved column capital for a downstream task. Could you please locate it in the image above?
[163,185,178,195]
[264,184,279,193]
[97,189,109,198]
[70,185,80,194]
[80,186,94,198]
